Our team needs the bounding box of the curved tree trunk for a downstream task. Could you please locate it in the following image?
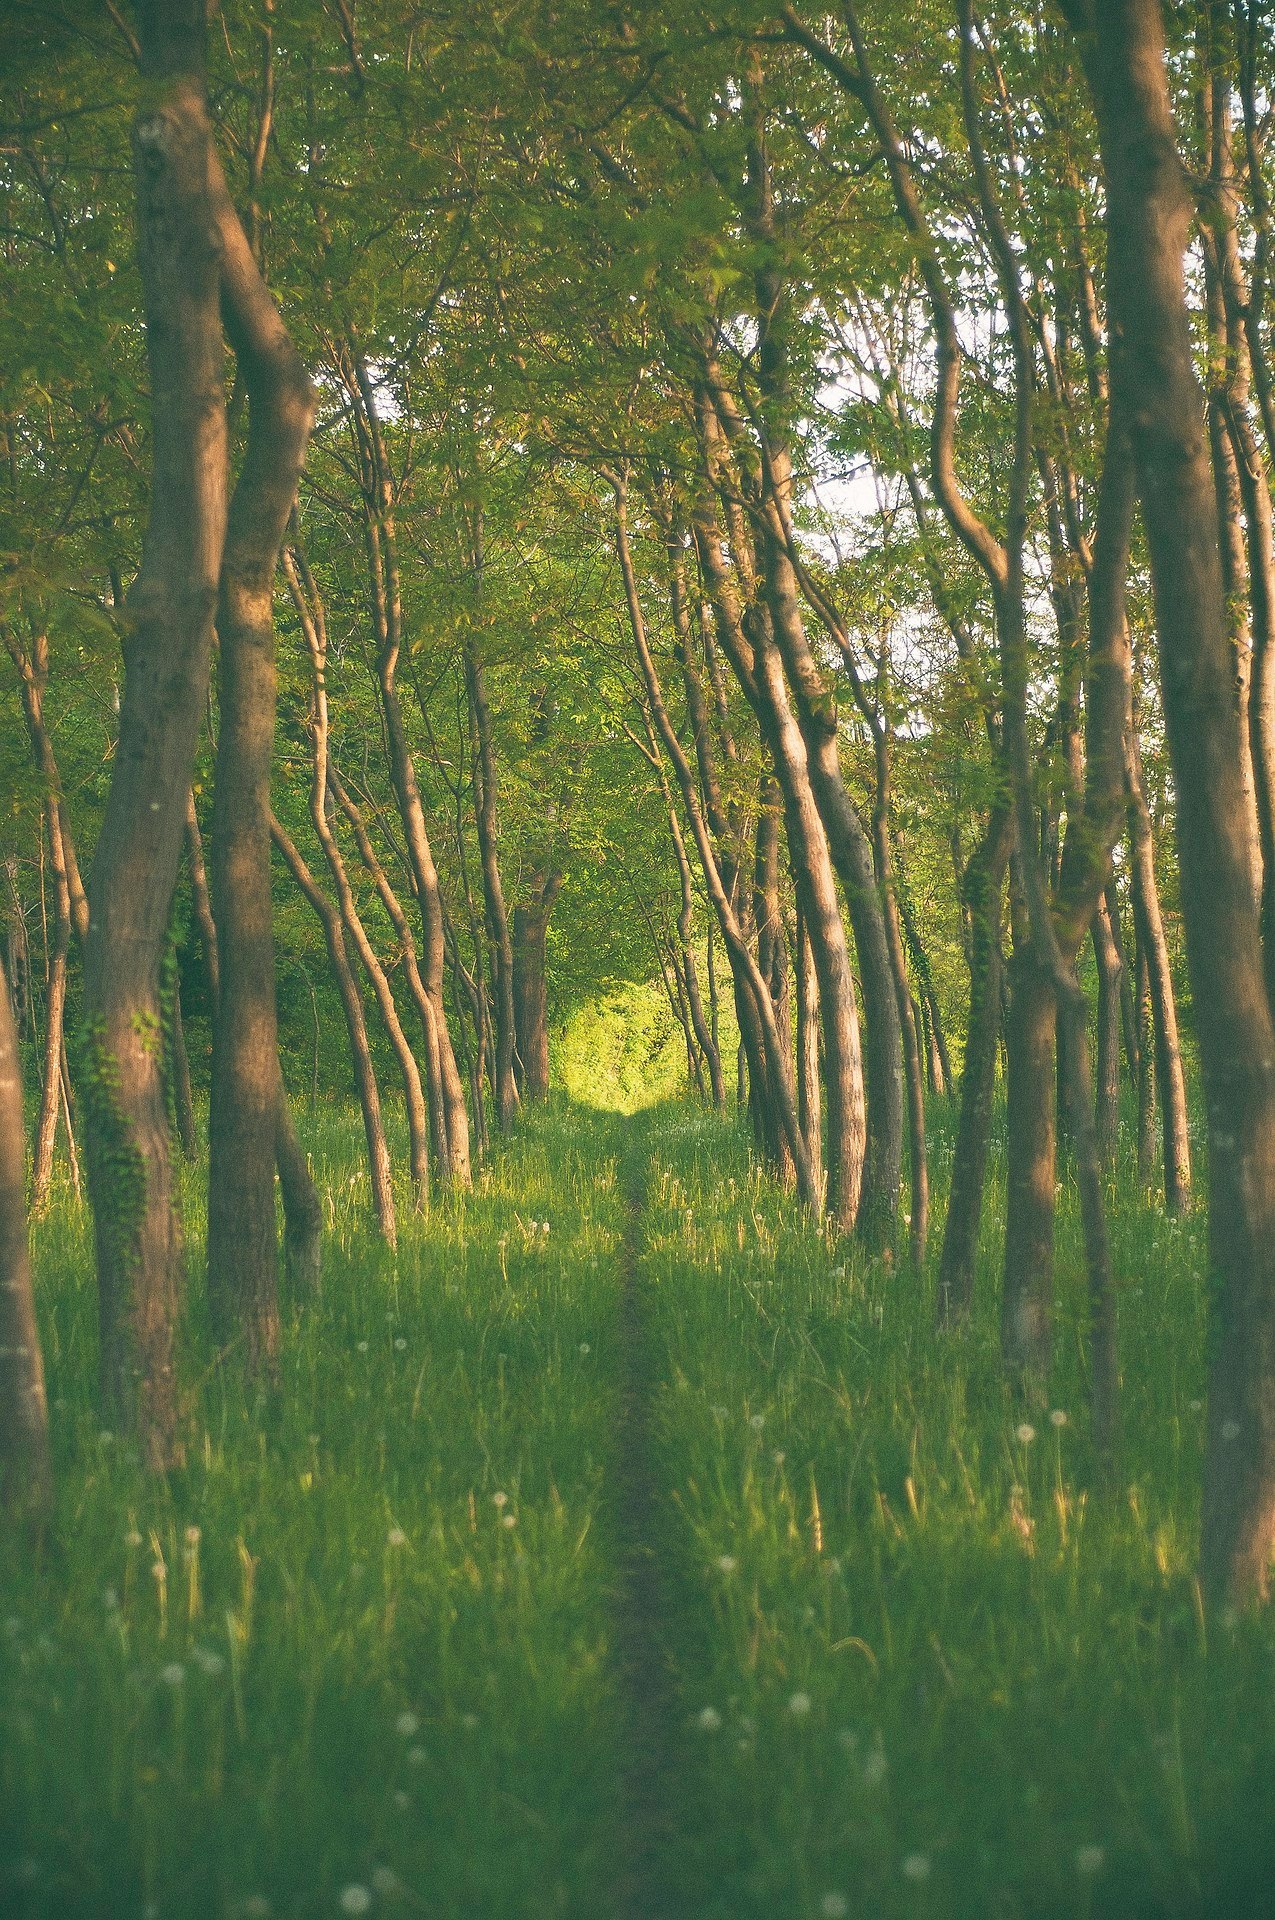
[205,142,315,1374]
[82,5,227,1465]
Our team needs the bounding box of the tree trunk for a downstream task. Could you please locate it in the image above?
[1000,938,1057,1385]
[270,816,396,1247]
[794,900,822,1188]
[513,896,553,1101]
[465,633,519,1133]
[0,951,51,1526]
[284,547,429,1208]
[936,806,1011,1322]
[82,3,227,1465]
[1092,893,1123,1166]
[1127,730,1191,1213]
[205,138,315,1373]
[1074,0,1275,1600]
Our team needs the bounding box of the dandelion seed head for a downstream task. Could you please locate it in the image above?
[407,1745,426,1765]
[1049,1409,1068,1428]
[393,1790,410,1811]
[460,1712,479,1730]
[901,1852,932,1882]
[395,1711,419,1737]
[787,1691,812,1717]
[716,1555,737,1575]
[1016,1423,1037,1445]
[820,1896,849,1919]
[749,1413,765,1432]
[696,1705,722,1732]
[579,1342,590,1355]
[338,1887,372,1916]
[386,1527,407,1548]
[184,1525,201,1547]
[492,1491,508,1508]
[1075,1845,1105,1877]
[394,1337,407,1351]
[193,1647,225,1676]
[159,1662,185,1687]
[356,1341,369,1354]
[125,1530,143,1549]
[1222,1419,1242,1442]
[501,1512,517,1529]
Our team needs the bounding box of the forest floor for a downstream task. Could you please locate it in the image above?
[2,1097,1275,1920]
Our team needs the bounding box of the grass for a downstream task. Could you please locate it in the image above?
[3,1090,1275,1918]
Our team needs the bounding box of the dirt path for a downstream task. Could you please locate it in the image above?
[611,1127,681,1920]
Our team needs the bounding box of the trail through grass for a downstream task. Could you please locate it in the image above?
[4,1098,1275,1918]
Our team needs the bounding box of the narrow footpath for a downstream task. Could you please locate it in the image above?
[611,1123,682,1920]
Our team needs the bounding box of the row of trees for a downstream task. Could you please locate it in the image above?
[2,0,1274,1603]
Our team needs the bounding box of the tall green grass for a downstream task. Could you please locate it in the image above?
[4,1093,1273,1919]
[2,1105,628,1920]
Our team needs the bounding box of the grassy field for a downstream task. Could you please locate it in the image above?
[3,1093,1274,1919]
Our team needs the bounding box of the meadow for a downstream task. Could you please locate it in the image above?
[3,1076,1273,1920]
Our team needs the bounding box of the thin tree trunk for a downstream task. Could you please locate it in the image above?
[1000,932,1057,1385]
[1128,728,1192,1213]
[284,548,429,1207]
[205,134,315,1373]
[0,951,50,1526]
[1092,893,1124,1165]
[795,899,822,1188]
[937,805,1011,1322]
[465,636,519,1133]
[270,816,396,1246]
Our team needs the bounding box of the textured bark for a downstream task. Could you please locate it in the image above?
[0,951,51,1525]
[1073,0,1275,1599]
[205,142,315,1373]
[82,4,226,1464]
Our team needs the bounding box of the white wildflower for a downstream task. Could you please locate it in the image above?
[492,1491,509,1509]
[1015,1423,1037,1445]
[696,1706,722,1732]
[716,1555,737,1575]
[1075,1845,1105,1877]
[1049,1409,1068,1428]
[901,1853,932,1882]
[193,1647,225,1676]
[338,1888,372,1917]
[395,1712,419,1738]
[386,1527,407,1548]
[159,1662,185,1688]
[579,1343,591,1356]
[501,1513,517,1529]
[820,1897,849,1919]
[787,1691,812,1717]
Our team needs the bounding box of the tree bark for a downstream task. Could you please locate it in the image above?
[205,137,315,1373]
[1073,0,1275,1600]
[82,3,227,1464]
[464,627,519,1133]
